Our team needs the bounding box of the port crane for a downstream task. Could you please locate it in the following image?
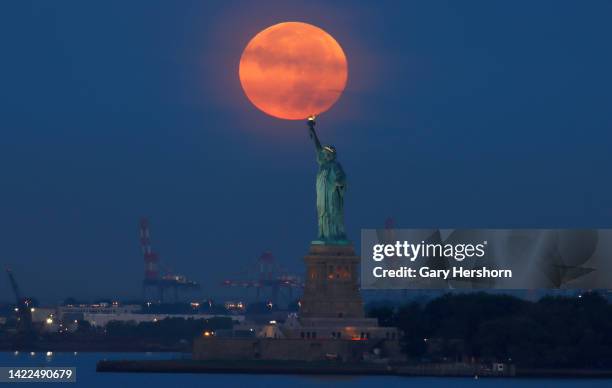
[222,251,302,306]
[139,218,200,302]
[5,268,33,334]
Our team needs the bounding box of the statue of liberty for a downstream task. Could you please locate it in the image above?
[307,116,348,244]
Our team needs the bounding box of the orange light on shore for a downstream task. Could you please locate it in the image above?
[239,22,348,120]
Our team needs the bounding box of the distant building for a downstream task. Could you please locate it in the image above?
[57,303,141,321]
[57,302,242,327]
[84,312,243,327]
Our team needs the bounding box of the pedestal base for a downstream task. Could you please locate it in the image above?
[299,243,364,319]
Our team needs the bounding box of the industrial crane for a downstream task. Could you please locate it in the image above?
[139,218,200,302]
[5,268,33,333]
[222,251,303,306]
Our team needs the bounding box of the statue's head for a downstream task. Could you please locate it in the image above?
[322,145,337,161]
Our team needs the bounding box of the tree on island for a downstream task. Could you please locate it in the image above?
[367,291,612,368]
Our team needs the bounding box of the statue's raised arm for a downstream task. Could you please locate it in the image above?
[307,115,322,152]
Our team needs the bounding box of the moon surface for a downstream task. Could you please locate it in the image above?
[239,22,348,120]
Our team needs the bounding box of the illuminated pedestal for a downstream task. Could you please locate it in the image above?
[300,244,364,319]
[285,244,396,343]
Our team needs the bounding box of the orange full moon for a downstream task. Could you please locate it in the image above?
[239,22,348,120]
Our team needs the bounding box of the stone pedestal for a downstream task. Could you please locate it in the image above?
[299,244,364,319]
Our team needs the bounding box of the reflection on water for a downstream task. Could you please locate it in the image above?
[0,352,605,388]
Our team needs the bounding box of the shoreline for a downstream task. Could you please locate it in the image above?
[95,359,612,379]
[0,342,190,353]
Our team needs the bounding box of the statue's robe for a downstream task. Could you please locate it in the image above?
[316,151,347,242]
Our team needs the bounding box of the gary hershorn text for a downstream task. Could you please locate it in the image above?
[372,266,513,280]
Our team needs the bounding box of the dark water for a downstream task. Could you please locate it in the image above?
[1,352,609,387]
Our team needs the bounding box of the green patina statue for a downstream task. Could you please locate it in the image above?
[307,116,349,244]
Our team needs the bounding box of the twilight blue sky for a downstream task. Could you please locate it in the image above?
[1,1,611,302]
